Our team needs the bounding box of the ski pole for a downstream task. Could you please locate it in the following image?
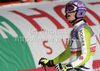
[41,58,47,71]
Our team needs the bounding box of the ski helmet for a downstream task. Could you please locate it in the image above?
[65,0,86,18]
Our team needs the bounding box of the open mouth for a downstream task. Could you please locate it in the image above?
[67,15,70,17]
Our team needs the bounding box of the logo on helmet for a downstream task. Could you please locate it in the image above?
[73,2,86,7]
[78,3,85,7]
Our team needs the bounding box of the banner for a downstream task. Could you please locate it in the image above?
[0,0,100,71]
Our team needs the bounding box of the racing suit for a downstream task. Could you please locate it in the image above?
[52,20,96,71]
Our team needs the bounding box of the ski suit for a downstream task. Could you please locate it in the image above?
[53,20,96,71]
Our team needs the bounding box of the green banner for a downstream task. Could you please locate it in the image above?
[0,16,36,71]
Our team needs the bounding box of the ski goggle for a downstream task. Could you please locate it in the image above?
[65,4,77,13]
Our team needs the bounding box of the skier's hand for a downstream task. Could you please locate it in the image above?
[38,57,55,67]
[55,63,73,71]
[55,63,67,71]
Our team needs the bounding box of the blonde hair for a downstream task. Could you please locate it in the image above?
[81,18,87,23]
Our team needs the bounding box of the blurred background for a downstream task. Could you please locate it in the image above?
[0,0,57,6]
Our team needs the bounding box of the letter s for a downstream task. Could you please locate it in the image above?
[43,41,53,54]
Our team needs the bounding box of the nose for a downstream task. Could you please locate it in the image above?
[66,11,69,14]
[66,11,68,13]
[65,9,70,14]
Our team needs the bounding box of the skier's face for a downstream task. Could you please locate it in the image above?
[66,11,76,22]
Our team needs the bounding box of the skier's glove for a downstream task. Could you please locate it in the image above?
[55,63,73,71]
[38,57,55,67]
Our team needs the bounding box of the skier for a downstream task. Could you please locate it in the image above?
[39,0,96,71]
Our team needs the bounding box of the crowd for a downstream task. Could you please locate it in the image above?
[0,0,36,6]
[0,0,63,6]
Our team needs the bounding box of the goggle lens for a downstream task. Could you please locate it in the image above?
[65,4,77,13]
[67,5,74,11]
